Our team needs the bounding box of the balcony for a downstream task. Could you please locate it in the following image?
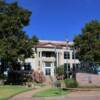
[42,57,55,62]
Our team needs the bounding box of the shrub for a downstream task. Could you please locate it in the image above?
[6,71,24,85]
[32,70,45,83]
[64,79,78,88]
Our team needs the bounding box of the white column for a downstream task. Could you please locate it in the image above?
[70,51,73,60]
[56,52,59,67]
[59,51,64,65]
[40,51,42,70]
[36,51,39,70]
[42,62,45,75]
[51,62,54,77]
[62,51,64,65]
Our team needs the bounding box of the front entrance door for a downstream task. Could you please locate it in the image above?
[44,62,51,76]
[45,68,51,75]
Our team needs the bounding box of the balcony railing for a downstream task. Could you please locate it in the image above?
[42,57,55,62]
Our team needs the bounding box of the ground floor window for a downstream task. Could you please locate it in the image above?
[45,68,51,75]
[64,63,70,71]
[24,63,31,71]
[64,63,71,78]
[72,63,80,71]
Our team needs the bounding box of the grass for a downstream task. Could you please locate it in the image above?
[34,82,46,87]
[0,85,31,100]
[33,88,69,97]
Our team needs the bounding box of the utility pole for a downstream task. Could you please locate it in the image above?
[73,47,76,79]
[66,39,69,78]
[54,46,57,75]
[64,32,69,79]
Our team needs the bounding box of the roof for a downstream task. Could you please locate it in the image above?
[35,40,73,48]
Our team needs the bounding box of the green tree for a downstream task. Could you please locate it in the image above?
[0,1,38,72]
[74,20,100,66]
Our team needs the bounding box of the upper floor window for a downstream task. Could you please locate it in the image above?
[39,52,40,57]
[42,52,55,57]
[72,51,78,59]
[64,52,70,59]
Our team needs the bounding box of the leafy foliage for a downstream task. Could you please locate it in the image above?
[64,79,78,88]
[74,20,100,66]
[0,1,38,76]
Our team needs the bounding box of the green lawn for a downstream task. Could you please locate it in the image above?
[0,85,31,100]
[33,88,69,97]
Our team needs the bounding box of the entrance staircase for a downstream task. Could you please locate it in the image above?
[44,76,56,86]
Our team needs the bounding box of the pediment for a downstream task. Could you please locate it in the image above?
[42,43,56,47]
[36,42,64,48]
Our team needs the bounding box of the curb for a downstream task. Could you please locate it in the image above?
[66,88,100,92]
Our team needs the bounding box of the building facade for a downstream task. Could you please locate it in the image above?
[25,40,80,78]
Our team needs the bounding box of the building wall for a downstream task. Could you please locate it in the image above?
[76,73,100,86]
[25,40,80,77]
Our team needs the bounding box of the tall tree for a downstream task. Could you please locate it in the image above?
[0,1,38,70]
[74,20,100,66]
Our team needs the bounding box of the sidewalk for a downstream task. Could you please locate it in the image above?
[9,86,50,100]
[67,87,100,92]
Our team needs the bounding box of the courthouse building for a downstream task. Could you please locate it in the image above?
[25,40,80,78]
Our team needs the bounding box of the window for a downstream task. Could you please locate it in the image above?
[76,64,80,69]
[96,34,100,39]
[42,52,55,57]
[72,63,80,71]
[72,51,78,59]
[45,68,51,75]
[64,63,70,71]
[72,64,76,71]
[72,52,75,59]
[24,63,31,71]
[39,52,40,57]
[45,62,51,67]
[76,52,78,59]
[72,50,79,59]
[64,52,70,59]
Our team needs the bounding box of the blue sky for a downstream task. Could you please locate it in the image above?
[6,0,100,41]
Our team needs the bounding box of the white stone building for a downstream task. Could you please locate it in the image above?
[25,40,80,78]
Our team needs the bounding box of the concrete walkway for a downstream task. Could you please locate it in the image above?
[9,86,50,100]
